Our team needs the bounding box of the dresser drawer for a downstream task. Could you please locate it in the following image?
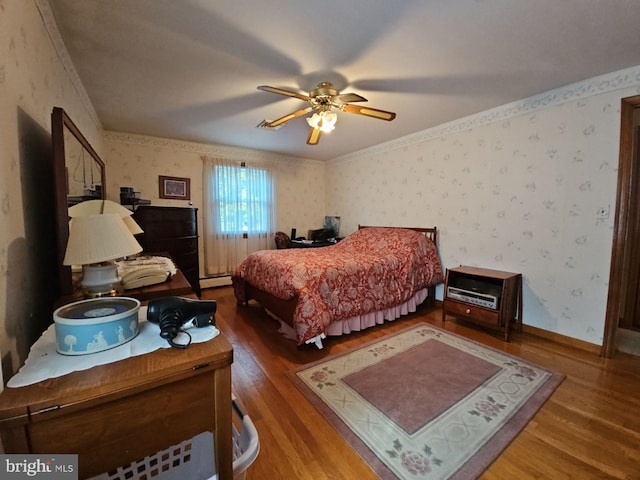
[443,299,501,326]
[133,207,197,237]
[134,206,196,223]
[142,237,198,256]
[138,220,197,238]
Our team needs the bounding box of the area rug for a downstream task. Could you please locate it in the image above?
[289,324,564,479]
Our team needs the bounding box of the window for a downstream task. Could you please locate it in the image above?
[202,156,275,276]
[214,163,273,234]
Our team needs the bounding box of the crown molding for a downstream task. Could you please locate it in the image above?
[103,131,321,166]
[35,0,102,130]
[332,65,640,164]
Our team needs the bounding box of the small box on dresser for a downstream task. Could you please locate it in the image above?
[132,206,201,296]
[442,266,523,341]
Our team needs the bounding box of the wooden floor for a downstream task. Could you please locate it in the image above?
[203,286,640,480]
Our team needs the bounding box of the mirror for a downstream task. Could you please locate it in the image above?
[52,107,106,296]
[64,128,104,204]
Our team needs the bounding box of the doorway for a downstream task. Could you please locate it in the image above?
[602,95,640,357]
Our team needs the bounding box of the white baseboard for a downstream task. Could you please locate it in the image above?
[200,276,232,288]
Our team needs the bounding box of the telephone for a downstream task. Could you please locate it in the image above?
[121,267,170,290]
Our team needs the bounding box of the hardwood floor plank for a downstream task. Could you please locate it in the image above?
[489,432,613,480]
[204,286,640,479]
[526,407,637,478]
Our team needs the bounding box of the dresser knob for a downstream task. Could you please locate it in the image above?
[465,308,471,314]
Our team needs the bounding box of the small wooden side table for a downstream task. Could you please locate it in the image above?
[0,330,234,479]
[442,265,523,341]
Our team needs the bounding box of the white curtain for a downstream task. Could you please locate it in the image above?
[202,156,276,276]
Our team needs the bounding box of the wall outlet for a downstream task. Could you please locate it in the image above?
[596,205,610,219]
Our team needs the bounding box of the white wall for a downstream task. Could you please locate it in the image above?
[0,0,104,377]
[327,66,640,346]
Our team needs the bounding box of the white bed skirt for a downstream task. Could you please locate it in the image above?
[274,287,429,346]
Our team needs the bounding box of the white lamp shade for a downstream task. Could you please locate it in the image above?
[64,213,142,266]
[69,199,130,217]
[68,199,143,235]
[122,215,144,235]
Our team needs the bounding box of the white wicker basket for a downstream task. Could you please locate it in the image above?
[90,398,259,480]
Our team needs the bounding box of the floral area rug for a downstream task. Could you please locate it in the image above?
[289,324,564,479]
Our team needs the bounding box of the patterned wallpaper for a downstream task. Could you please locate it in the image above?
[103,133,327,276]
[0,0,103,374]
[327,67,640,345]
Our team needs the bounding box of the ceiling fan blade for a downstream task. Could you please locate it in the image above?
[342,104,396,121]
[307,127,321,145]
[257,85,310,102]
[263,107,313,128]
[336,92,367,103]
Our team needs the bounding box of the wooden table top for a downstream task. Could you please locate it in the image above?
[0,331,233,423]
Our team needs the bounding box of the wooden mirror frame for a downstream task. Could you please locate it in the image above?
[52,107,106,296]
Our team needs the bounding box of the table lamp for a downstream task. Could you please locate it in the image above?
[63,213,143,297]
[68,199,143,234]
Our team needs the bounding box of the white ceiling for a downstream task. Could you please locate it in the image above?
[47,0,640,161]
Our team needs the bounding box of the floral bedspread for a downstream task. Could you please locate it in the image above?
[232,227,444,344]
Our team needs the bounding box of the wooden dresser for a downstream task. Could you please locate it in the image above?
[133,206,201,296]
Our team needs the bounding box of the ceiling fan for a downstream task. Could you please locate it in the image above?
[257,81,396,145]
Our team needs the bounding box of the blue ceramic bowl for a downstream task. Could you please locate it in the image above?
[53,297,141,355]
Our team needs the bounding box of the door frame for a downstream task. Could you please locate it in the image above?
[602,95,640,357]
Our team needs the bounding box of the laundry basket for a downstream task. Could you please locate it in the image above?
[212,397,260,480]
[90,397,259,480]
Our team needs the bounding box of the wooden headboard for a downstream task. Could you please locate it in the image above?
[358,225,437,247]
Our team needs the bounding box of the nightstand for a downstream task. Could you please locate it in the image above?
[442,266,523,341]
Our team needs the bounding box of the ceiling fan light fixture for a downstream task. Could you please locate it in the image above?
[307,111,337,133]
[257,81,395,145]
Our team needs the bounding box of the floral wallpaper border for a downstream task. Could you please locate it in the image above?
[333,65,640,163]
[104,66,640,167]
[103,131,318,165]
[39,0,640,168]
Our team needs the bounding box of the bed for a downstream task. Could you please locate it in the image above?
[232,226,444,348]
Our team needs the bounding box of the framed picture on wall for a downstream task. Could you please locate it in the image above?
[159,175,191,200]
